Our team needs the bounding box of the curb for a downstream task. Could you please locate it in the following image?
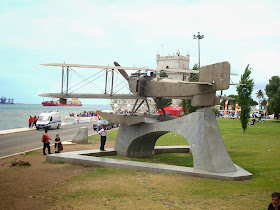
[0,140,72,160]
[0,129,117,160]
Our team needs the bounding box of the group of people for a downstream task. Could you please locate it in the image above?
[69,111,100,117]
[41,130,63,155]
[274,113,280,120]
[41,126,107,155]
[28,116,38,128]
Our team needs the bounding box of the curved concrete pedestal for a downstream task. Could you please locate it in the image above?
[46,108,253,180]
[115,108,236,173]
[72,127,88,144]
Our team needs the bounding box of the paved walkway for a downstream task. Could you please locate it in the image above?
[0,127,36,135]
[0,122,98,159]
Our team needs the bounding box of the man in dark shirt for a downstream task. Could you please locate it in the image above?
[42,130,53,155]
[268,192,280,210]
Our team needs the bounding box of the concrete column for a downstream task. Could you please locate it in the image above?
[72,127,88,144]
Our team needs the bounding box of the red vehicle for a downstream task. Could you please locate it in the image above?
[158,106,183,117]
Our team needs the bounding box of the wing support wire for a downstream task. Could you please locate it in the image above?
[52,64,131,99]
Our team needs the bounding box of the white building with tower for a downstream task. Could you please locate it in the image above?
[110,50,191,112]
[156,50,190,81]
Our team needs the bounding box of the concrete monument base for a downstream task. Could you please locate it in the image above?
[46,147,253,180]
[47,108,253,180]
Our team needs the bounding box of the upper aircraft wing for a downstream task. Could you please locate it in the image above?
[41,63,199,74]
[39,93,147,99]
[219,96,236,100]
[42,63,238,76]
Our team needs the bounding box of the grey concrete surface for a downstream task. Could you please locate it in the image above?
[115,108,236,173]
[46,147,253,181]
[0,122,96,158]
[72,127,88,144]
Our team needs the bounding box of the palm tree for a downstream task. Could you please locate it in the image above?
[256,89,264,107]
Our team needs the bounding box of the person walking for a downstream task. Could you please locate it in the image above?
[28,116,33,128]
[42,130,53,155]
[33,116,38,128]
[98,126,107,151]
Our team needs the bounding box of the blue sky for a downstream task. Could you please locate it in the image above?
[0,0,279,105]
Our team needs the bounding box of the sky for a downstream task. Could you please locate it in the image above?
[0,0,279,105]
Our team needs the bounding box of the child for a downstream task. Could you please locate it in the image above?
[54,134,63,153]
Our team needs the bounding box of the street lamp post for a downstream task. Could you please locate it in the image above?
[193,32,204,69]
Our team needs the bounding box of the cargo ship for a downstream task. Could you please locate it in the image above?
[42,98,82,106]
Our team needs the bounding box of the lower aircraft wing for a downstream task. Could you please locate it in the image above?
[219,96,235,100]
[39,93,147,100]
[178,81,213,85]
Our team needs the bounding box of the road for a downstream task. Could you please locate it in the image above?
[0,122,97,158]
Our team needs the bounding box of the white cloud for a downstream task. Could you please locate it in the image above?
[0,0,280,104]
[245,49,280,84]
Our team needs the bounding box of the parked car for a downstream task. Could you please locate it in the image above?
[93,120,112,130]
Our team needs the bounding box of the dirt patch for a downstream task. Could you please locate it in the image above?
[0,140,115,209]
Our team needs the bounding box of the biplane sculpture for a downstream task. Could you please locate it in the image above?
[41,60,253,179]
[40,61,238,111]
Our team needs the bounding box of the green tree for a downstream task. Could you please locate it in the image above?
[249,98,258,106]
[181,64,200,114]
[265,76,280,115]
[256,89,264,106]
[211,107,219,115]
[261,98,268,107]
[183,99,200,114]
[154,71,172,115]
[236,64,254,132]
[181,99,187,115]
[189,63,199,82]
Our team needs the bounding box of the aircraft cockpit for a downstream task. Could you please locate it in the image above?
[130,71,156,78]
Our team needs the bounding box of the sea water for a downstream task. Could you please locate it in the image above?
[0,104,112,131]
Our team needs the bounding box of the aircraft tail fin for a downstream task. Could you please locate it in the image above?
[199,61,230,90]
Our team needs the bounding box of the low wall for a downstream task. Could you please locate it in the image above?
[63,116,99,125]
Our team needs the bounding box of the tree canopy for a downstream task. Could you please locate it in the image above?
[220,94,257,107]
[265,76,280,115]
[261,98,268,107]
[256,89,264,105]
[236,64,254,132]
[181,64,200,114]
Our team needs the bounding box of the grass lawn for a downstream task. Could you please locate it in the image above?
[51,119,280,209]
